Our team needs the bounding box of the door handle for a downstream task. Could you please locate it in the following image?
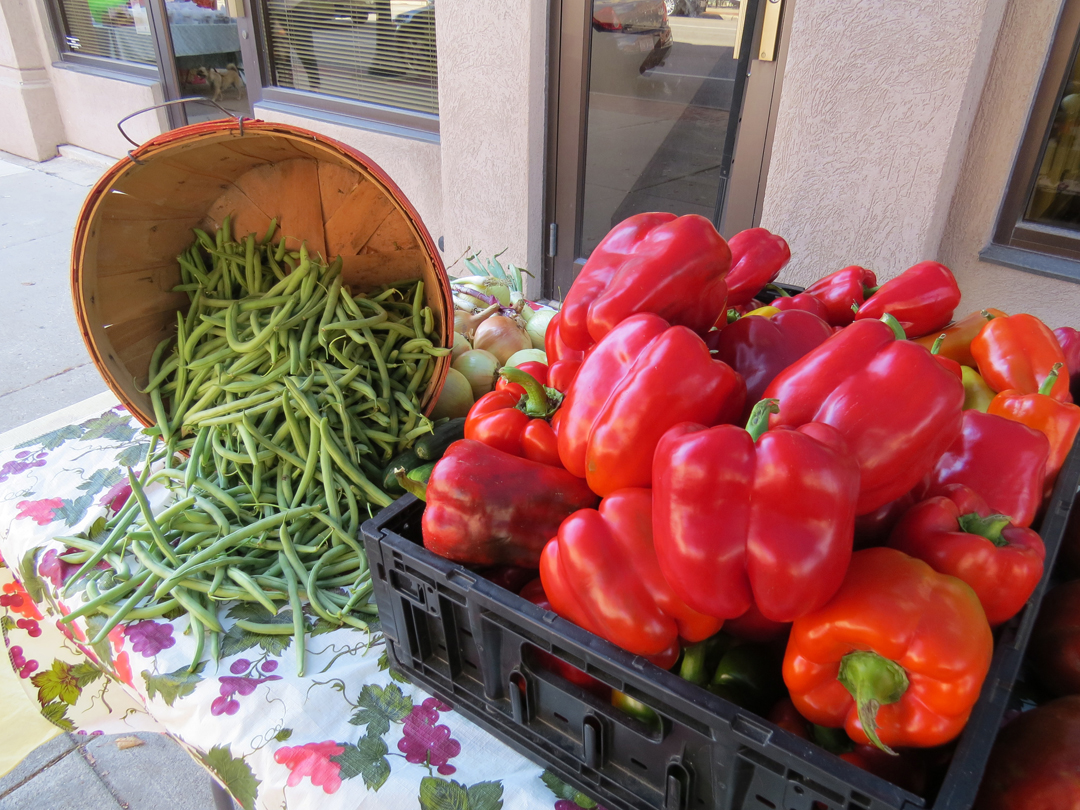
[759,0,783,61]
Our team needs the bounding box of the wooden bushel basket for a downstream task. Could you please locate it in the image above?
[71,118,453,427]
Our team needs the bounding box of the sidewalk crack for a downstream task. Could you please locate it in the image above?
[0,363,92,400]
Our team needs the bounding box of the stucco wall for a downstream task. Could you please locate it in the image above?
[47,66,165,157]
[435,0,548,296]
[761,0,1009,287]
[0,0,65,160]
[939,0,1080,329]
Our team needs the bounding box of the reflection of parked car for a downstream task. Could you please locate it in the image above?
[665,0,706,16]
[592,0,673,82]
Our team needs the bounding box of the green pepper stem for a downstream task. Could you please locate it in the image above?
[746,399,780,442]
[766,283,792,298]
[394,468,427,502]
[1039,363,1063,396]
[881,313,906,341]
[499,367,562,419]
[864,284,882,297]
[679,640,711,686]
[727,308,740,324]
[981,309,997,321]
[930,334,946,355]
[837,650,909,755]
[957,512,1012,547]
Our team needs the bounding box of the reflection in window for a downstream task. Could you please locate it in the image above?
[1026,46,1080,229]
[264,0,437,115]
[57,0,156,63]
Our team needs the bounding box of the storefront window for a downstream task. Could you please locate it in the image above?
[53,0,156,64]
[1025,47,1080,230]
[262,0,438,116]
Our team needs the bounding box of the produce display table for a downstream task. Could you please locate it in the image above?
[0,396,583,810]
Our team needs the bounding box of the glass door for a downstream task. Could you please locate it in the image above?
[545,0,789,298]
[144,0,262,126]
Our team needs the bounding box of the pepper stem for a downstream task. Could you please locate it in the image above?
[836,650,909,755]
[930,334,946,355]
[1039,363,1063,396]
[957,512,1012,547]
[746,399,780,442]
[881,313,906,340]
[394,468,427,502]
[499,367,562,419]
[765,283,792,298]
[727,308,740,324]
[981,309,998,321]
[864,284,882,297]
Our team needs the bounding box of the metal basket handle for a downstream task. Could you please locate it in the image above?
[116,97,247,149]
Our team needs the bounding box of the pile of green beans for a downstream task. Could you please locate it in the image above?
[57,217,449,676]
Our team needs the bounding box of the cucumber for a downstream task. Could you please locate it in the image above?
[414,418,466,460]
[407,462,436,485]
[382,448,422,493]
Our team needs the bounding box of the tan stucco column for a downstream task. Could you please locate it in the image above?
[759,0,1009,285]
[434,0,549,293]
[0,0,65,160]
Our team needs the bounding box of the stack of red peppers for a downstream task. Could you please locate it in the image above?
[409,212,1080,791]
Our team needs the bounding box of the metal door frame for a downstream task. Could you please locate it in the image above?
[542,0,791,299]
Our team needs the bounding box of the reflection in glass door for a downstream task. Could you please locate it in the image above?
[165,0,254,123]
[581,0,741,255]
[545,0,788,298]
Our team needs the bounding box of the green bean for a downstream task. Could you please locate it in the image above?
[96,598,179,621]
[60,568,153,623]
[188,614,206,673]
[281,553,306,676]
[173,587,223,633]
[227,568,280,614]
[320,418,392,507]
[88,573,162,644]
[234,619,294,635]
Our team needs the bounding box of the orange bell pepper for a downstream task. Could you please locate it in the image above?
[913,308,1007,367]
[987,364,1080,497]
[971,313,1072,402]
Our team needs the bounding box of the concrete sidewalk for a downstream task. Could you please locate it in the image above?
[0,149,233,809]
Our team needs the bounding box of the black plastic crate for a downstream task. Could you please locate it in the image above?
[361,440,1080,810]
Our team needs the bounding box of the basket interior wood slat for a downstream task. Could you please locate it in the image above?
[339,250,428,289]
[94,215,202,281]
[324,179,399,258]
[362,213,420,256]
[202,186,277,250]
[318,162,362,222]
[98,268,190,327]
[226,158,327,258]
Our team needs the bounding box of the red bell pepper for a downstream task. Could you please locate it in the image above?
[973,696,1080,810]
[465,368,563,467]
[855,261,961,338]
[919,409,1050,528]
[802,265,878,326]
[709,309,834,421]
[585,325,745,496]
[539,488,724,660]
[653,399,860,622]
[557,313,669,479]
[1053,325,1080,401]
[419,440,599,567]
[783,547,993,752]
[987,364,1080,497]
[771,290,832,321]
[544,311,585,365]
[763,316,964,514]
[724,602,791,643]
[724,228,791,308]
[546,359,581,394]
[558,213,731,351]
[913,309,1007,366]
[853,491,917,549]
[888,483,1045,625]
[971,313,1072,402]
[1029,580,1080,697]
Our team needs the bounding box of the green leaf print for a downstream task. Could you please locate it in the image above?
[18,549,46,603]
[114,442,150,468]
[331,735,390,791]
[80,410,138,443]
[142,661,206,707]
[31,660,81,705]
[466,782,505,810]
[540,770,597,809]
[419,777,469,810]
[40,700,74,731]
[71,662,103,689]
[16,424,84,451]
[347,683,412,736]
[377,647,410,683]
[221,603,302,658]
[202,745,260,810]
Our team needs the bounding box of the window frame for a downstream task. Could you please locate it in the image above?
[986,0,1080,283]
[249,0,440,138]
[41,0,162,79]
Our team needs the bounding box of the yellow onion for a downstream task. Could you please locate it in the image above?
[454,302,499,341]
[473,315,532,364]
[431,367,474,420]
[453,349,500,399]
[525,309,556,350]
[505,349,548,368]
[451,332,472,362]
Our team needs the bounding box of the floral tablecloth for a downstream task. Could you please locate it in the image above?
[0,397,602,810]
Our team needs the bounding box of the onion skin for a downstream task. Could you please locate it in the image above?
[474,315,533,364]
[455,303,500,341]
[506,349,548,368]
[451,332,472,362]
[431,367,474,420]
[453,349,501,399]
[526,309,556,350]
